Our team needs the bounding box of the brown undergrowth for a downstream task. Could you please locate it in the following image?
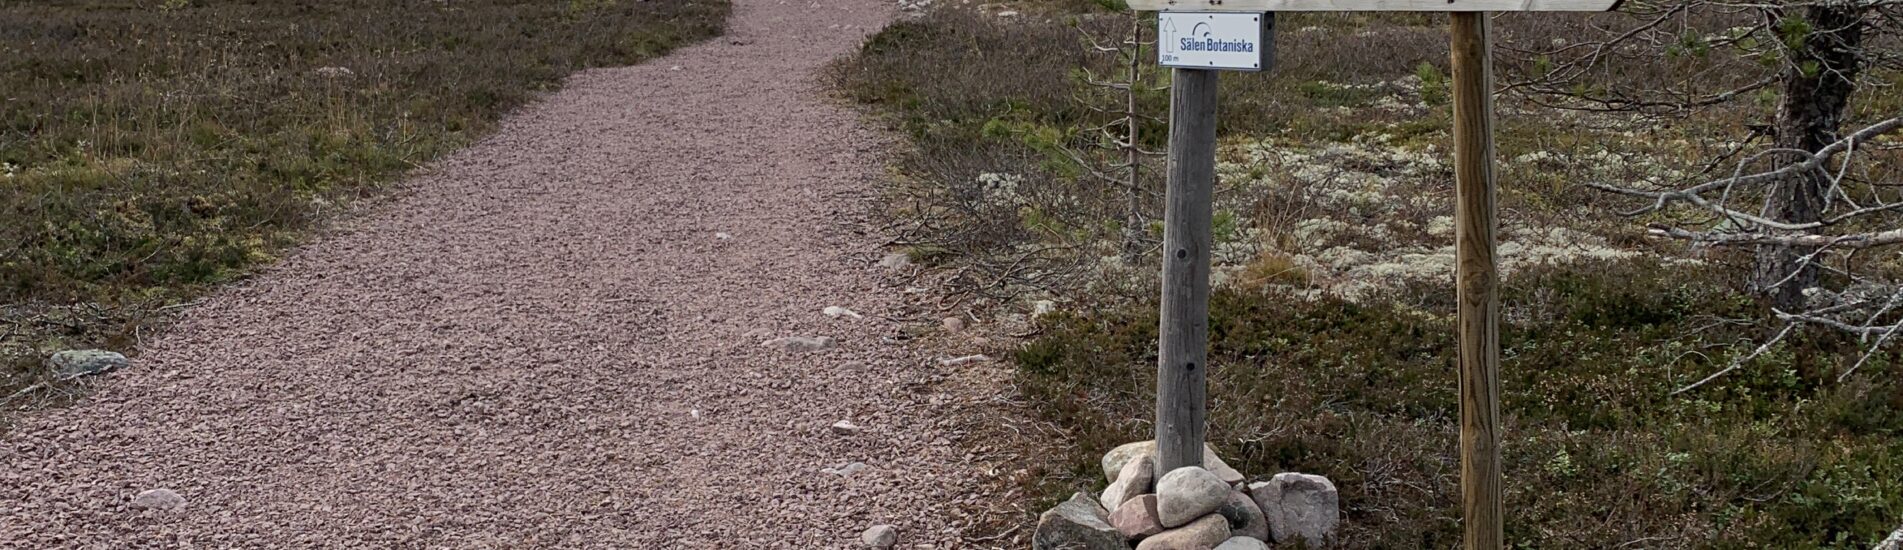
[840,2,1903,547]
[0,0,730,416]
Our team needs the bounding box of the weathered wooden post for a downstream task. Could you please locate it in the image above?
[1450,11,1503,549]
[1155,66,1219,473]
[1150,11,1271,473]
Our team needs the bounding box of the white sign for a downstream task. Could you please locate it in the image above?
[1157,12,1268,71]
[1132,0,1620,12]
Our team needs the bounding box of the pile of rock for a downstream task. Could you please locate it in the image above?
[1033,441,1340,550]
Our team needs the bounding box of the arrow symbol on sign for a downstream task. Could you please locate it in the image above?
[1160,17,1177,54]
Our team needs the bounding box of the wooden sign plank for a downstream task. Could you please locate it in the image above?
[1128,0,1620,11]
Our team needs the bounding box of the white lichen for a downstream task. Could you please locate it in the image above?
[975,172,1024,207]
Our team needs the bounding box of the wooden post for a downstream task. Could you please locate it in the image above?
[1450,11,1503,550]
[1156,67,1219,474]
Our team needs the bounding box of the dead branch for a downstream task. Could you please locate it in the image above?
[1671,323,1796,395]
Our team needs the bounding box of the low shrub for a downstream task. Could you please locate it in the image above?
[839,6,1903,546]
[0,0,729,403]
[1015,258,1903,547]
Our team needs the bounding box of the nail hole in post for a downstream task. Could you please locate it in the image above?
[1185,362,1196,372]
[1176,249,1188,259]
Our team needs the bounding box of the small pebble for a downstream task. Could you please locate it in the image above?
[862,524,898,548]
[878,253,912,271]
[130,488,184,511]
[823,462,871,477]
[939,355,989,367]
[762,336,836,352]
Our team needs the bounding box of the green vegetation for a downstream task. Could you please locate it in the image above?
[1018,260,1902,547]
[839,4,1902,547]
[1,0,728,401]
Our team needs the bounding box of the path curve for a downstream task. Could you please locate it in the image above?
[1,1,981,547]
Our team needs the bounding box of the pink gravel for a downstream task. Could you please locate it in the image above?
[0,1,984,547]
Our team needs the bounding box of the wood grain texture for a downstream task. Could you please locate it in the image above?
[1450,11,1504,550]
[1155,68,1219,474]
[1129,0,1620,11]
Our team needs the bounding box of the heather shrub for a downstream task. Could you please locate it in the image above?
[843,5,1903,546]
[1017,259,1903,547]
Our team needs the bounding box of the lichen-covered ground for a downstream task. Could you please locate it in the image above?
[838,4,1903,547]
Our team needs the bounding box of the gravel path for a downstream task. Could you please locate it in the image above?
[1,1,982,547]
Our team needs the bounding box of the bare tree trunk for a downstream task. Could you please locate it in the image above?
[1122,15,1149,264]
[1752,5,1863,309]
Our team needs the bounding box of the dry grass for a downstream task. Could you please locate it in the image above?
[0,0,729,411]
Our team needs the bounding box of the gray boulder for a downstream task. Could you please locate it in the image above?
[1102,441,1156,482]
[1101,441,1244,485]
[1249,473,1340,546]
[1134,514,1230,550]
[1103,439,1141,477]
[1203,451,1246,486]
[1110,494,1165,540]
[1213,536,1270,550]
[1155,467,1229,528]
[1215,490,1269,541]
[1100,454,1155,510]
[48,349,128,379]
[1033,492,1128,550]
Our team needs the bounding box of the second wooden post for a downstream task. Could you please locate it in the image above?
[1450,11,1504,550]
